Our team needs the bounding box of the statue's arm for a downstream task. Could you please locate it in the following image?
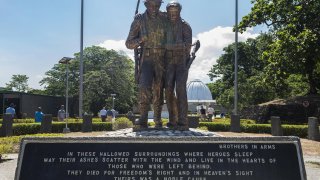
[125,15,142,49]
[183,21,193,53]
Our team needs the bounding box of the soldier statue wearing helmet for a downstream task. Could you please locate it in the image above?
[164,1,193,130]
[126,0,199,131]
[126,0,167,130]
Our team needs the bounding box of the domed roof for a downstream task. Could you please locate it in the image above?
[187,79,213,102]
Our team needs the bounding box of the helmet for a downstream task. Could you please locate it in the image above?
[166,1,182,11]
[144,0,163,3]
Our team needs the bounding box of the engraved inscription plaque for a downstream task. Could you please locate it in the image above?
[15,137,306,180]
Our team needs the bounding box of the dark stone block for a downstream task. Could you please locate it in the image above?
[40,114,52,133]
[271,116,283,136]
[82,115,92,132]
[188,116,199,128]
[308,117,320,141]
[15,137,306,180]
[231,115,240,132]
[0,113,13,137]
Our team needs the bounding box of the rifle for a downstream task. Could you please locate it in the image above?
[186,40,201,69]
[134,0,141,84]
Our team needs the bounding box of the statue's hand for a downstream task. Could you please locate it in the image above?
[140,34,147,44]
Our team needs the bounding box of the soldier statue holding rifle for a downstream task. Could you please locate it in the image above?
[126,0,200,131]
[126,0,167,130]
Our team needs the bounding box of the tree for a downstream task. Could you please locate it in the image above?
[41,46,136,114]
[5,74,30,92]
[238,0,320,94]
[207,34,275,110]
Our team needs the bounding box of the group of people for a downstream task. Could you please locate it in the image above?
[126,0,197,130]
[200,105,215,121]
[4,103,118,123]
[99,107,116,122]
[5,103,44,122]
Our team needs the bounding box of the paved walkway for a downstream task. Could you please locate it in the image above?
[1,129,319,180]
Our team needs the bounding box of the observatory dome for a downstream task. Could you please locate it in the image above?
[186,79,213,102]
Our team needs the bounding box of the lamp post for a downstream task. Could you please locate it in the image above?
[59,57,73,133]
[111,94,116,109]
[231,0,240,132]
[79,0,84,118]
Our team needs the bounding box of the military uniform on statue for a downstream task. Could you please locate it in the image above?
[126,0,167,130]
[165,1,193,131]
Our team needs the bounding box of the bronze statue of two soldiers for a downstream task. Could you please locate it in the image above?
[126,0,199,131]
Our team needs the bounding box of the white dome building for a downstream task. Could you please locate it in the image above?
[186,79,215,112]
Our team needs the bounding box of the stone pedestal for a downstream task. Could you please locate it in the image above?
[188,116,199,128]
[271,116,283,136]
[230,114,240,132]
[308,117,320,141]
[40,114,52,133]
[0,113,13,137]
[82,114,92,132]
[15,136,307,180]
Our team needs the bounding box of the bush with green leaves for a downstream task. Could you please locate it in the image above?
[9,122,112,135]
[199,122,309,138]
[0,134,63,155]
[112,117,133,130]
[0,118,35,124]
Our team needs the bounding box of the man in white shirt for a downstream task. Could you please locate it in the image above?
[207,105,215,121]
[99,107,107,122]
[57,105,65,121]
[5,103,16,118]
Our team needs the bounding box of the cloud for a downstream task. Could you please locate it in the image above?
[98,39,134,60]
[188,26,258,83]
[98,26,258,84]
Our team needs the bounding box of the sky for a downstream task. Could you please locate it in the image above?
[0,0,264,90]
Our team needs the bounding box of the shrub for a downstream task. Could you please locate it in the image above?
[8,122,113,136]
[282,125,308,138]
[0,119,35,124]
[0,134,63,155]
[241,124,271,134]
[112,117,133,130]
[200,122,230,132]
[199,122,309,138]
[13,123,41,135]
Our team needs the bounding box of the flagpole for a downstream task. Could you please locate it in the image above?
[231,0,240,132]
[79,0,84,118]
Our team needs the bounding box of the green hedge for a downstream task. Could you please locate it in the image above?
[199,122,309,138]
[282,125,308,138]
[0,119,311,138]
[11,122,112,136]
[0,118,105,124]
[199,122,230,132]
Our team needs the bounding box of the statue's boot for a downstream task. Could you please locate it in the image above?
[134,88,151,131]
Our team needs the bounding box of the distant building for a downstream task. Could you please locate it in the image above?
[0,91,78,118]
[186,79,216,113]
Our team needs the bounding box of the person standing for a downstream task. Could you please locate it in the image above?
[106,108,114,122]
[57,105,65,121]
[164,1,192,130]
[5,103,16,118]
[99,107,107,122]
[35,107,44,122]
[126,0,167,129]
[207,105,215,121]
[200,106,206,119]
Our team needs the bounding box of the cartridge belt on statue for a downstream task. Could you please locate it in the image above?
[143,48,165,57]
[166,50,185,58]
